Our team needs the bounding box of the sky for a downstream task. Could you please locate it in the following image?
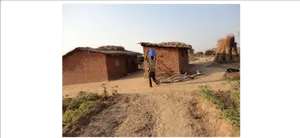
[62,4,240,54]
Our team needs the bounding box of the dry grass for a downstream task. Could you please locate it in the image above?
[62,89,121,136]
[188,54,198,62]
[63,91,111,124]
[197,84,240,127]
[97,45,125,51]
[198,75,240,127]
[139,42,192,49]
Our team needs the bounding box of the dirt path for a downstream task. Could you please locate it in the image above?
[113,91,200,137]
[75,91,239,137]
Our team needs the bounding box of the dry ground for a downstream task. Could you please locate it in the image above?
[63,56,240,137]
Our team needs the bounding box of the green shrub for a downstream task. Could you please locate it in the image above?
[63,91,103,110]
[62,91,104,125]
[198,86,240,127]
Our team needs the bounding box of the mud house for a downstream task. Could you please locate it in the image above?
[139,42,192,78]
[63,46,142,86]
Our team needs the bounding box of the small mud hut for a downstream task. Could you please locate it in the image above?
[139,42,192,78]
[63,45,142,86]
[213,35,240,63]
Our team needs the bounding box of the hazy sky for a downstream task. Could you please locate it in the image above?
[62,4,240,54]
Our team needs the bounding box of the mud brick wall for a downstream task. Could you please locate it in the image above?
[143,47,183,78]
[126,56,134,73]
[106,55,127,80]
[63,51,108,86]
[178,49,189,74]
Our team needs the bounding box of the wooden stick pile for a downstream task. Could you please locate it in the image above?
[159,70,203,83]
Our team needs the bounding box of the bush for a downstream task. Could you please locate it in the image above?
[205,50,214,55]
[63,100,99,124]
[194,52,204,56]
[63,91,103,113]
[188,48,195,55]
[62,91,107,125]
[198,86,240,127]
[223,77,240,91]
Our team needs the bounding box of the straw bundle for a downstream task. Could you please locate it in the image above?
[232,46,238,56]
[224,35,233,62]
[213,35,239,63]
[213,39,225,63]
[231,43,239,62]
[212,48,217,55]
[97,45,125,51]
[212,48,217,52]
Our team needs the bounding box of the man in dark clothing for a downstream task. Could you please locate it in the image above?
[145,51,160,87]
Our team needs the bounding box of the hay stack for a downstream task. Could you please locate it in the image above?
[97,45,125,51]
[213,35,240,63]
[139,42,192,49]
[212,48,217,55]
[231,44,239,62]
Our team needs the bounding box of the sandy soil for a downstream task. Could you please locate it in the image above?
[74,91,239,137]
[63,56,240,137]
[63,57,232,98]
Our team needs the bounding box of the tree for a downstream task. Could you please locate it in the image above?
[195,52,204,56]
[205,50,214,56]
[188,48,195,55]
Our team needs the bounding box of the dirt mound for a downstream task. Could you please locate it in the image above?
[78,94,137,137]
[224,72,240,80]
[62,92,123,137]
[114,94,157,137]
[223,68,240,80]
[188,97,239,137]
[213,35,240,63]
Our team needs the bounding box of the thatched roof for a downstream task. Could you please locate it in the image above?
[63,46,142,57]
[96,45,125,51]
[139,42,192,49]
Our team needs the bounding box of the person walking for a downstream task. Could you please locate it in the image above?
[145,50,160,87]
